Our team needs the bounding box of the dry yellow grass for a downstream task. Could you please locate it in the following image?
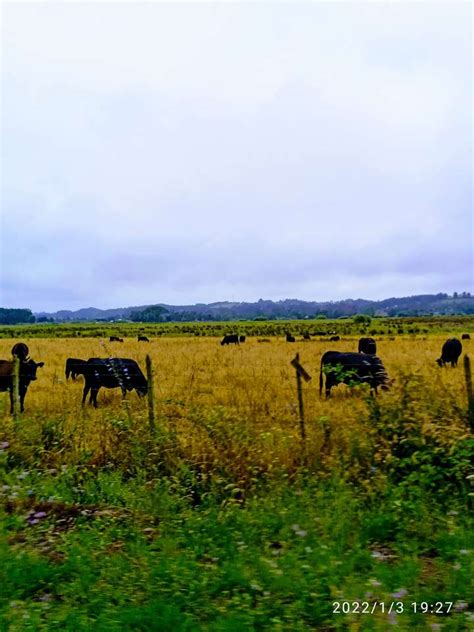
[0,336,470,481]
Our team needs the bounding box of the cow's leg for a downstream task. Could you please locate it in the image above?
[9,387,25,413]
[82,383,90,405]
[91,388,99,407]
[121,387,127,399]
[325,382,332,398]
[19,390,26,412]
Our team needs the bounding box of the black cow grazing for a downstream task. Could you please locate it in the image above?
[0,357,44,413]
[11,343,29,361]
[358,337,377,355]
[329,335,340,342]
[436,338,462,367]
[462,333,470,340]
[138,335,150,342]
[239,335,246,343]
[81,358,148,408]
[286,333,296,342]
[319,351,390,398]
[110,336,124,343]
[65,358,88,381]
[221,334,239,346]
[303,333,311,340]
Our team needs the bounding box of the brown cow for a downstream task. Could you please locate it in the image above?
[0,358,44,413]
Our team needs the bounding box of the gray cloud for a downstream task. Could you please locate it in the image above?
[1,2,472,311]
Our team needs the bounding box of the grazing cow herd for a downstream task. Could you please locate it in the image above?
[0,334,469,411]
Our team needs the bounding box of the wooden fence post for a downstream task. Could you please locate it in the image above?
[463,354,474,431]
[146,355,156,435]
[291,353,311,445]
[12,357,20,421]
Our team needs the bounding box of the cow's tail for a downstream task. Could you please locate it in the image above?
[319,356,324,397]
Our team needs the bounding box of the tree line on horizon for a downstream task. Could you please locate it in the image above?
[1,293,473,324]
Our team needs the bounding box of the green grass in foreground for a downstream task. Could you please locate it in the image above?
[0,466,472,631]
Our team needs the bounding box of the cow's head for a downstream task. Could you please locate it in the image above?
[136,384,148,397]
[21,359,45,381]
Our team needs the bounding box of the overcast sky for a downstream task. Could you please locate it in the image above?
[1,2,472,312]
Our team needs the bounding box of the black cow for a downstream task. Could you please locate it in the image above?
[358,337,377,355]
[11,343,29,361]
[286,333,296,342]
[65,358,88,380]
[138,335,150,342]
[0,358,44,412]
[303,333,311,340]
[436,338,462,367]
[319,351,390,398]
[462,333,470,340]
[329,335,340,342]
[221,334,239,346]
[110,336,124,343]
[81,358,148,408]
[239,335,246,343]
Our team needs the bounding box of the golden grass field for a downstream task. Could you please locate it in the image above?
[0,335,470,483]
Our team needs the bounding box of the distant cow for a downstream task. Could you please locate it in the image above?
[81,358,148,408]
[11,343,29,361]
[286,333,296,342]
[221,334,239,346]
[110,336,124,343]
[319,351,390,398]
[65,358,88,381]
[138,335,150,342]
[462,333,470,340]
[0,357,44,412]
[239,335,246,343]
[329,335,340,342]
[358,337,377,355]
[303,333,311,340]
[436,338,462,367]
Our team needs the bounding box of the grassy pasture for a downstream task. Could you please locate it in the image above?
[0,328,473,630]
[0,334,470,472]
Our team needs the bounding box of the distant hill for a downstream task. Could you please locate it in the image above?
[31,293,474,323]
